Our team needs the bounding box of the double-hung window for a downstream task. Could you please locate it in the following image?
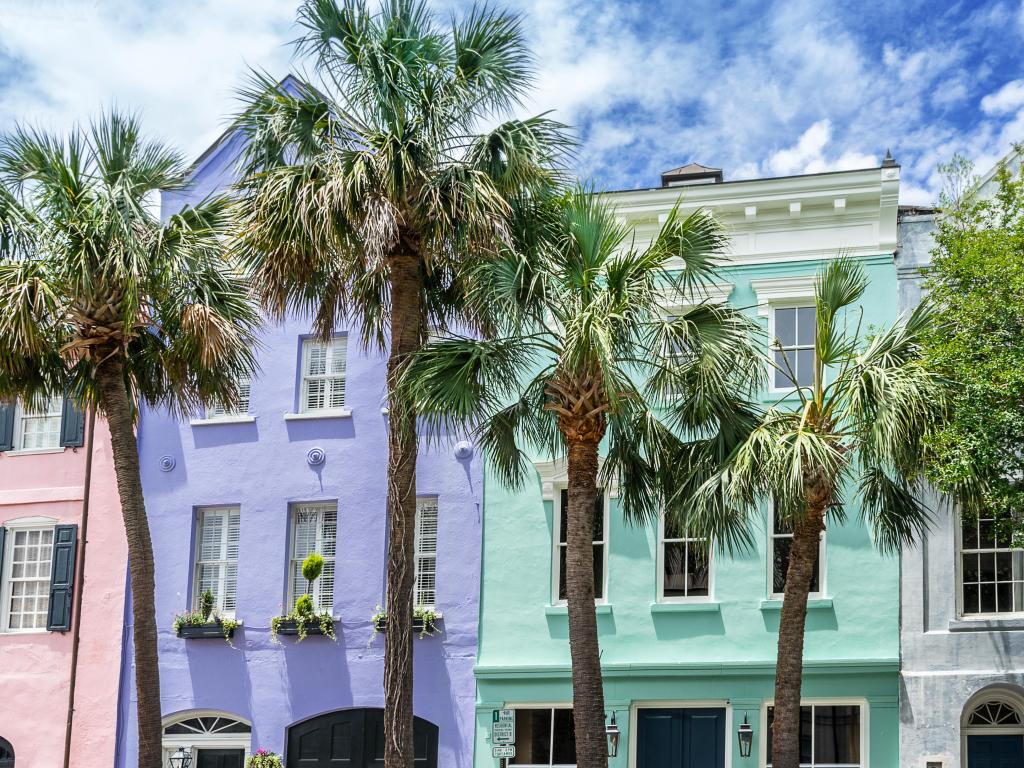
[769,502,824,598]
[960,514,1024,615]
[659,512,710,600]
[766,702,863,767]
[772,305,816,389]
[288,502,337,612]
[205,375,252,420]
[509,707,576,767]
[12,396,63,451]
[554,489,606,603]
[192,507,240,616]
[414,497,439,610]
[300,337,347,413]
[2,525,54,631]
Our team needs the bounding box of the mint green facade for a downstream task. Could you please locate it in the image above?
[473,168,904,767]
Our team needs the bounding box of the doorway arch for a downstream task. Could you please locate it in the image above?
[962,687,1024,767]
[287,708,438,767]
[162,710,251,768]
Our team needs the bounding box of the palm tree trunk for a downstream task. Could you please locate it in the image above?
[94,356,163,768]
[564,439,608,768]
[383,250,422,768]
[771,503,826,768]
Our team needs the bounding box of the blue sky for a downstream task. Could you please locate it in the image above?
[1,0,1022,203]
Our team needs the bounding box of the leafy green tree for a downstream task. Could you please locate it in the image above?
[406,189,761,768]
[0,113,259,767]
[231,1,566,764]
[683,258,958,768]
[924,156,1024,533]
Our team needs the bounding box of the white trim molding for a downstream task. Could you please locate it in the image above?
[749,275,817,317]
[533,457,619,501]
[656,282,734,315]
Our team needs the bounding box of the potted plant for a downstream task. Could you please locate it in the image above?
[173,589,240,640]
[371,605,442,639]
[271,553,336,642]
[246,749,283,768]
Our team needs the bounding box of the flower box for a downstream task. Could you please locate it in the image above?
[274,618,333,636]
[176,620,237,639]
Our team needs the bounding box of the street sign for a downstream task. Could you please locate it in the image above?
[492,708,515,744]
[492,745,516,759]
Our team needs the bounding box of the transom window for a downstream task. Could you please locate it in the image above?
[300,337,347,413]
[164,715,251,735]
[414,497,438,610]
[769,502,823,597]
[509,707,576,767]
[13,397,62,451]
[288,502,337,611]
[162,712,250,768]
[205,375,251,420]
[659,512,710,600]
[555,489,606,603]
[3,527,54,631]
[968,699,1023,726]
[766,703,862,767]
[772,305,816,388]
[192,507,240,616]
[960,515,1024,615]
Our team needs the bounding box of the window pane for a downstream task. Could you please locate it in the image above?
[797,306,816,346]
[980,582,997,613]
[6,526,53,629]
[963,583,980,614]
[796,348,815,386]
[962,553,979,583]
[593,544,604,600]
[663,541,688,597]
[773,538,792,594]
[963,518,979,548]
[551,709,577,764]
[774,350,792,388]
[510,710,551,765]
[814,705,860,763]
[686,543,710,596]
[559,490,568,544]
[558,547,567,602]
[800,706,813,763]
[979,518,996,548]
[775,308,796,346]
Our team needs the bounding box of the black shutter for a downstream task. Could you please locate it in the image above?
[0,403,13,451]
[0,528,6,587]
[47,524,78,632]
[59,398,85,448]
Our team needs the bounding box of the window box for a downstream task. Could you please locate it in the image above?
[371,607,442,637]
[273,616,335,638]
[176,619,240,640]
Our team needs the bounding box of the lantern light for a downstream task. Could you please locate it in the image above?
[738,714,754,758]
[169,747,193,768]
[605,711,621,757]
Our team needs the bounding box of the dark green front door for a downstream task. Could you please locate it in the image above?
[287,709,438,768]
[197,749,244,768]
[967,734,1024,768]
[637,708,726,768]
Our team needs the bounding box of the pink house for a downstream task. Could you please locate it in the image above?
[0,398,126,767]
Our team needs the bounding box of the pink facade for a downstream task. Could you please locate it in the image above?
[0,416,126,767]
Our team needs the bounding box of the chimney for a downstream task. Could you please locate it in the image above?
[660,163,724,187]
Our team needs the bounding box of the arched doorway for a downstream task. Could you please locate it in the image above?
[287,709,438,767]
[962,688,1024,767]
[0,736,13,768]
[162,711,251,768]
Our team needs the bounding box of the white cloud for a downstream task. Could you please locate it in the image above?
[768,120,833,176]
[981,79,1024,115]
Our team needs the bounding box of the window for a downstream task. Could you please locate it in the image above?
[414,497,438,609]
[12,397,63,451]
[555,489,606,603]
[960,515,1024,615]
[300,337,347,413]
[205,375,251,420]
[659,512,710,600]
[288,503,336,612]
[162,712,250,768]
[769,503,823,597]
[192,507,240,616]
[510,708,576,767]
[2,527,54,631]
[772,305,816,388]
[766,704,862,767]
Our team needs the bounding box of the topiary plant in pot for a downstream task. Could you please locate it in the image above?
[270,552,336,642]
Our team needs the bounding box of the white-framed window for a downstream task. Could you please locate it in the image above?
[205,375,252,420]
[509,707,576,767]
[769,502,824,598]
[658,512,711,601]
[288,502,337,612]
[300,337,347,413]
[192,507,240,617]
[1,522,55,632]
[553,488,607,604]
[959,514,1024,616]
[162,711,251,768]
[12,396,63,451]
[771,305,816,389]
[764,700,865,767]
[414,497,438,609]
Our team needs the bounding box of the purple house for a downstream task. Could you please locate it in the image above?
[115,116,482,768]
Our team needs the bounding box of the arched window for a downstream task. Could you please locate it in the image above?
[962,689,1024,767]
[162,711,250,768]
[0,737,13,768]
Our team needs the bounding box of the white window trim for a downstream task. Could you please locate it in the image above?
[960,690,1024,766]
[287,502,337,613]
[759,697,869,768]
[955,513,1024,619]
[628,700,733,768]
[191,507,240,619]
[767,501,826,601]
[656,512,714,603]
[0,516,57,635]
[10,397,64,453]
[414,496,439,610]
[750,275,818,395]
[655,282,735,318]
[551,484,609,607]
[297,335,348,415]
[161,710,251,768]
[503,703,576,768]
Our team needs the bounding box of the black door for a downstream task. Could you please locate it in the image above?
[637,708,726,768]
[967,734,1024,768]
[287,709,438,768]
[197,750,244,768]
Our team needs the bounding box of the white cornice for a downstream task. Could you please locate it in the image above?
[657,282,734,313]
[749,275,817,316]
[533,457,619,501]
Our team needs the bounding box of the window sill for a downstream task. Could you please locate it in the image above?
[0,628,48,635]
[949,616,1024,632]
[190,416,256,426]
[284,408,353,421]
[651,601,720,614]
[544,603,613,616]
[760,598,833,611]
[1,447,66,457]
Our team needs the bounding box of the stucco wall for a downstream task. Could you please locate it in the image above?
[0,420,126,768]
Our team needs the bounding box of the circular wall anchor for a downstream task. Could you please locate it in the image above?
[454,441,474,460]
[158,456,176,472]
[306,447,326,466]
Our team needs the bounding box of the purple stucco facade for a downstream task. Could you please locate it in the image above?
[115,127,483,767]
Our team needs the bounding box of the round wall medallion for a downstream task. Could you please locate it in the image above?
[158,456,176,472]
[306,447,326,466]
[454,441,474,460]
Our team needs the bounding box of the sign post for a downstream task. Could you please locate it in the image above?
[492,708,515,766]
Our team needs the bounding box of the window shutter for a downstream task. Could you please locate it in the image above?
[47,524,78,632]
[59,398,85,448]
[0,403,13,451]
[0,528,6,586]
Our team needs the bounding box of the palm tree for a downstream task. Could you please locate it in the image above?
[404,189,762,768]
[0,114,259,768]
[681,257,963,768]
[231,1,567,764]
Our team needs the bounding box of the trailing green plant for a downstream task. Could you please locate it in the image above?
[371,606,443,639]
[200,589,215,621]
[270,610,335,643]
[246,749,283,768]
[172,611,240,641]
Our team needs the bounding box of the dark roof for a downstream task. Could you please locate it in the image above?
[662,162,722,176]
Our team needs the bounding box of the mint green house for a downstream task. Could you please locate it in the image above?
[474,162,904,768]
